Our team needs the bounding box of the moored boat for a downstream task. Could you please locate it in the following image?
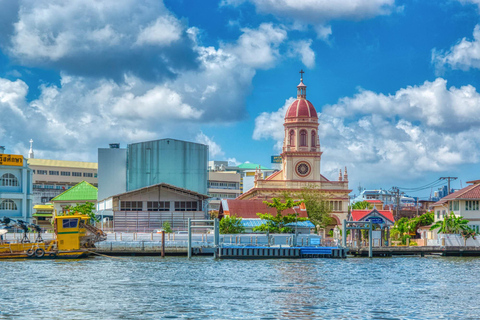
[0,213,107,259]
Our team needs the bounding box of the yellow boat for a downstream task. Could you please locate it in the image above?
[0,214,107,259]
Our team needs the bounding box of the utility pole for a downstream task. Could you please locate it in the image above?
[440,177,458,195]
[390,187,400,221]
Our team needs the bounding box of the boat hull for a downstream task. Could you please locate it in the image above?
[0,242,92,259]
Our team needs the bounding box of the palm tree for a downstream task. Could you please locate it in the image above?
[430,212,474,245]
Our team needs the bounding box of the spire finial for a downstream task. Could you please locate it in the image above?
[297,70,306,99]
[28,139,34,159]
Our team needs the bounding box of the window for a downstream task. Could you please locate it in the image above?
[49,171,59,175]
[175,201,199,211]
[289,130,295,146]
[453,201,459,211]
[37,170,47,175]
[0,173,19,187]
[311,131,316,147]
[436,211,440,219]
[72,172,82,177]
[62,219,78,228]
[465,200,480,211]
[61,171,71,176]
[0,199,17,210]
[94,173,98,178]
[120,201,143,211]
[83,172,93,178]
[147,201,170,211]
[300,130,307,146]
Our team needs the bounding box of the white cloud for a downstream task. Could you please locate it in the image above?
[433,25,480,72]
[223,23,287,69]
[5,0,198,80]
[252,79,480,184]
[458,0,480,10]
[287,40,315,68]
[136,15,183,46]
[195,132,225,159]
[223,0,396,38]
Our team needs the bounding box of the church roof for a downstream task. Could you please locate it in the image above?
[285,99,318,119]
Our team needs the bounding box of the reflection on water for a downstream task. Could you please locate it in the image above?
[1,256,480,319]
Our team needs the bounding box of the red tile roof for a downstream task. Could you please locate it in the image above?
[351,209,394,223]
[366,200,383,203]
[433,182,480,206]
[220,199,308,219]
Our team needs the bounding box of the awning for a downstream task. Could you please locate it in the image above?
[33,213,53,217]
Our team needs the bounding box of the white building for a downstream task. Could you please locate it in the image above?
[0,147,34,221]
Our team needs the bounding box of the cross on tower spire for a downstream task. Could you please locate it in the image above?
[299,69,304,81]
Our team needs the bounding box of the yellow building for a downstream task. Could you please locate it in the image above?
[27,158,97,205]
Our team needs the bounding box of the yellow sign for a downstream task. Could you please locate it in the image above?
[0,154,23,166]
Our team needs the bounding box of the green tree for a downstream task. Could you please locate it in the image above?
[253,197,307,233]
[162,221,172,233]
[430,212,471,234]
[296,186,333,229]
[64,202,98,222]
[391,212,434,245]
[351,201,373,210]
[220,215,245,234]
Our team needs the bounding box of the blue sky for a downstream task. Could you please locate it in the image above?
[1,0,480,199]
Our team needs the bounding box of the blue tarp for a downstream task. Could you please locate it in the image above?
[241,219,315,228]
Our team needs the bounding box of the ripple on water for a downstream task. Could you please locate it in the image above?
[1,256,480,319]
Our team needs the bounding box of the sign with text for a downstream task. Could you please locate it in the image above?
[0,154,23,166]
[271,155,282,163]
[366,217,384,225]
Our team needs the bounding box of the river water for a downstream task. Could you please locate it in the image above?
[1,256,479,319]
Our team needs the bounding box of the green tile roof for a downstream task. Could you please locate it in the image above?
[237,163,271,170]
[51,181,97,202]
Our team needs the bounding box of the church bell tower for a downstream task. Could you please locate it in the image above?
[281,70,322,181]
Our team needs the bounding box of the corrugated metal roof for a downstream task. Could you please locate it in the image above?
[51,181,98,202]
[220,199,308,219]
[27,158,97,169]
[33,204,54,210]
[238,163,271,170]
[351,209,394,223]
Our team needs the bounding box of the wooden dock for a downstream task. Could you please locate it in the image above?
[349,246,480,257]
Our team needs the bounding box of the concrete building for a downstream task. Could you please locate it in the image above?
[97,183,209,232]
[28,158,97,205]
[208,171,241,211]
[97,143,127,201]
[0,147,34,221]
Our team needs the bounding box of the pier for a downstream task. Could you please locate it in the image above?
[349,246,480,257]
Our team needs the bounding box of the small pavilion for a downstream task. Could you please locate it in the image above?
[349,208,395,247]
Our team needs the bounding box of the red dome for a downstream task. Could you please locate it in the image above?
[285,99,318,119]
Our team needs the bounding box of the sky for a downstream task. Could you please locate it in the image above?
[1,0,480,199]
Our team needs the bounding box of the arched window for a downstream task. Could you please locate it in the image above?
[300,130,307,146]
[0,199,17,210]
[311,131,316,147]
[289,130,295,146]
[0,173,19,187]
